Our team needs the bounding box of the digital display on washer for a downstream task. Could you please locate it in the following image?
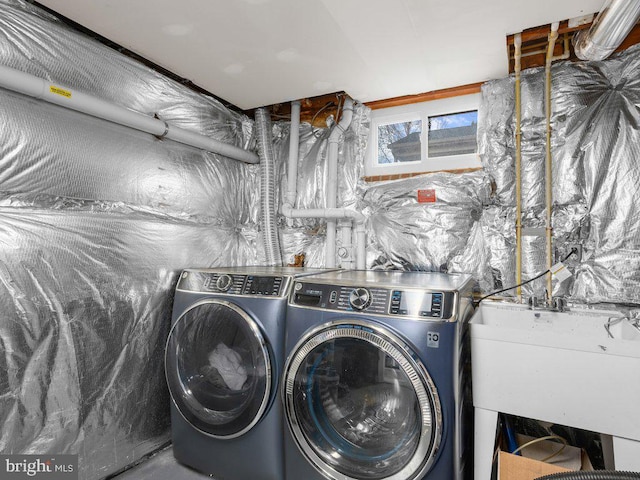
[401,291,432,314]
[390,290,443,317]
[243,276,282,295]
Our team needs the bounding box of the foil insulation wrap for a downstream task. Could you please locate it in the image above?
[477,76,515,205]
[359,171,491,288]
[479,206,517,292]
[274,104,369,267]
[553,44,640,303]
[478,43,640,303]
[0,1,259,478]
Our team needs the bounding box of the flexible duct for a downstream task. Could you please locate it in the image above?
[0,64,259,164]
[574,0,640,61]
[536,472,640,480]
[255,108,283,266]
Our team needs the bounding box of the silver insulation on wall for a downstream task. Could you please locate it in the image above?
[0,1,259,478]
[359,171,491,276]
[553,44,640,303]
[478,43,640,304]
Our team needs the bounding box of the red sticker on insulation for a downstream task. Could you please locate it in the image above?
[417,189,436,203]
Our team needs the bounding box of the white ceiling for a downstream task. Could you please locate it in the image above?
[38,0,603,110]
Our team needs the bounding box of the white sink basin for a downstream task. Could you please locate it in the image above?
[472,303,640,356]
[471,302,640,440]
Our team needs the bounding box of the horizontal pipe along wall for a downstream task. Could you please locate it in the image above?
[0,1,261,478]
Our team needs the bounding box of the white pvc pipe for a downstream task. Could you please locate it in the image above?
[280,98,365,269]
[0,64,260,164]
[286,101,301,206]
[355,223,366,270]
[325,98,354,267]
[339,220,354,269]
[281,204,364,222]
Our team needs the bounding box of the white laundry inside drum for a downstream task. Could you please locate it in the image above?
[205,343,248,391]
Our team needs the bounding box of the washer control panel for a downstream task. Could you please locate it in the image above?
[292,282,454,319]
[178,271,285,297]
[389,290,443,318]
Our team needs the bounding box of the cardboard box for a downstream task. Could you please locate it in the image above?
[498,451,570,480]
[498,438,594,480]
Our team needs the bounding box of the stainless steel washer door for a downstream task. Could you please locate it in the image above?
[283,320,442,480]
[165,300,272,438]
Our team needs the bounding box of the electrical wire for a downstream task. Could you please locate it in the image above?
[475,248,578,305]
[310,101,337,138]
[511,435,568,463]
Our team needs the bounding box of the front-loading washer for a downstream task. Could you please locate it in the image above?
[165,266,336,480]
[282,270,475,480]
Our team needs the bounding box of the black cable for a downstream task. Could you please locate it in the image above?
[475,248,578,305]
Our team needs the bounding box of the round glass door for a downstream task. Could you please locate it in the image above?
[283,321,442,480]
[165,300,271,438]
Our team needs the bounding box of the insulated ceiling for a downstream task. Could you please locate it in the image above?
[37,0,603,110]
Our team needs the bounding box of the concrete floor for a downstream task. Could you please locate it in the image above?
[114,447,212,480]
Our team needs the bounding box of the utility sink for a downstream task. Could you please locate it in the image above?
[472,302,640,355]
[470,302,640,479]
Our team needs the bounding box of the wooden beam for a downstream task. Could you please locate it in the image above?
[364,82,483,110]
[248,91,348,127]
[506,19,590,46]
[506,19,640,73]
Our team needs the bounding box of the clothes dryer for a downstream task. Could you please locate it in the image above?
[165,266,334,480]
[282,270,475,480]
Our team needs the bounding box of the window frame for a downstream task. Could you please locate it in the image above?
[365,93,481,177]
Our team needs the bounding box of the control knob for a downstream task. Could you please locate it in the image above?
[216,274,233,292]
[349,287,372,311]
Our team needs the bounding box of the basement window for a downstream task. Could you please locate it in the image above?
[428,110,478,157]
[377,119,422,164]
[366,94,481,177]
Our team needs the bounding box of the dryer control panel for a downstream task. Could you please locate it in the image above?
[291,282,454,319]
[177,271,286,297]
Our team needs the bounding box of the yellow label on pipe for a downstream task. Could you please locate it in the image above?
[49,85,72,98]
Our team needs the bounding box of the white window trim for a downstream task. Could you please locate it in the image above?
[365,93,482,177]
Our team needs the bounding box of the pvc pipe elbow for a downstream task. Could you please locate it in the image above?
[281,203,293,217]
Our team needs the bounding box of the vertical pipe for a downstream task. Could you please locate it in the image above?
[287,101,301,207]
[325,98,354,268]
[339,220,354,269]
[545,23,559,303]
[355,225,366,270]
[514,33,523,301]
[326,139,339,268]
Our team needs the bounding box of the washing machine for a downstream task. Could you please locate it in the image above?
[165,266,336,480]
[282,270,476,480]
